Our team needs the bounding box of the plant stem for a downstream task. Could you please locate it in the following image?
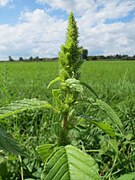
[106,156,117,179]
[63,114,68,131]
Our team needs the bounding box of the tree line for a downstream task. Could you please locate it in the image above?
[87,54,135,61]
[8,56,58,62]
[6,51,135,62]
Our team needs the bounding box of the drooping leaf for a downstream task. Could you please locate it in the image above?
[47,76,61,89]
[117,172,135,180]
[0,98,56,120]
[0,126,26,156]
[79,116,116,138]
[92,120,116,138]
[95,99,123,132]
[80,81,98,98]
[37,144,55,163]
[41,145,101,180]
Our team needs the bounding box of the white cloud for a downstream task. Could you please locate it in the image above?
[95,0,135,21]
[0,9,67,60]
[79,20,135,55]
[36,0,135,16]
[76,0,135,55]
[35,0,135,56]
[0,0,11,6]
[36,0,96,14]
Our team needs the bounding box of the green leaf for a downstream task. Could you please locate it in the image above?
[42,145,101,180]
[37,144,55,163]
[92,121,115,138]
[47,77,61,89]
[65,78,83,93]
[99,138,118,155]
[0,98,56,119]
[79,116,115,138]
[117,172,135,180]
[95,100,123,132]
[0,126,26,156]
[80,81,98,98]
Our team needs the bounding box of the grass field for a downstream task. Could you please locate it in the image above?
[1,60,135,129]
[0,61,134,105]
[0,60,135,179]
[0,60,134,133]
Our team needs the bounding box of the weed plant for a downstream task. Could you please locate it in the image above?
[0,13,135,180]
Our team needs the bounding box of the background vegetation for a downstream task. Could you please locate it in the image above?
[0,61,134,105]
[0,60,135,179]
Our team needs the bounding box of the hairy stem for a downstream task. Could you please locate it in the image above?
[63,114,68,131]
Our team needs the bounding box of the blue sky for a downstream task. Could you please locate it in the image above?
[0,0,68,24]
[0,0,135,60]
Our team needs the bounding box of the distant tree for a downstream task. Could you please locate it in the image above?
[9,56,14,61]
[82,49,88,60]
[106,55,113,60]
[29,56,33,61]
[121,55,128,60]
[115,54,122,59]
[91,56,97,61]
[19,57,24,61]
[99,55,106,59]
[35,56,39,61]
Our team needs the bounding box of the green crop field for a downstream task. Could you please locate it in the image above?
[0,61,135,105]
[0,61,135,179]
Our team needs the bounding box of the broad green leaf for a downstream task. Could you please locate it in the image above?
[117,172,135,180]
[37,144,55,163]
[95,100,123,132]
[42,145,101,180]
[65,78,83,93]
[0,126,26,156]
[0,98,56,119]
[47,76,61,88]
[92,120,115,138]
